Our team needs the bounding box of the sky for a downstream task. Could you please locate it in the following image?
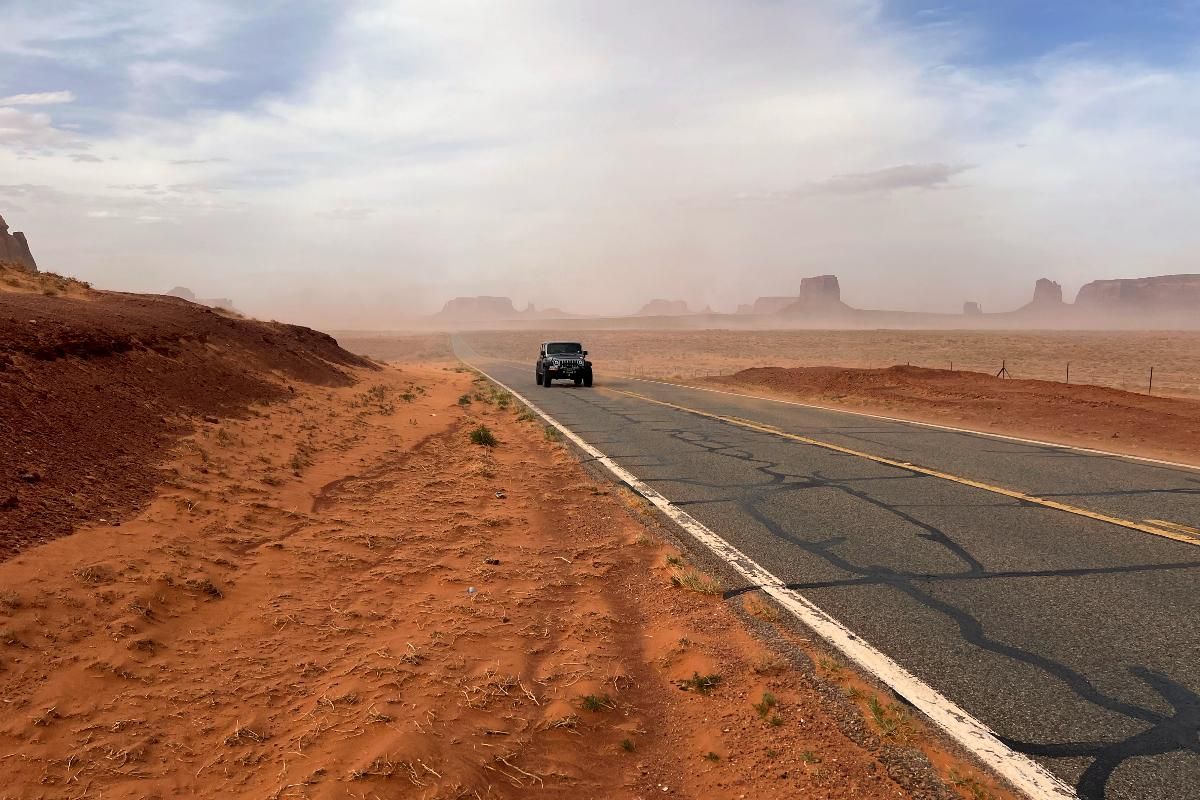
[2,0,1200,326]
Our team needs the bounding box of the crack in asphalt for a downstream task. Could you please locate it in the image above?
[553,388,1200,799]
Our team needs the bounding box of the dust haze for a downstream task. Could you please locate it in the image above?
[4,1,1200,328]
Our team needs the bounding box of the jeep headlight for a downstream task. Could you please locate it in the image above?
[549,358,559,367]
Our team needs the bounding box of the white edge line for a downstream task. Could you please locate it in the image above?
[470,361,1079,800]
[625,375,1200,473]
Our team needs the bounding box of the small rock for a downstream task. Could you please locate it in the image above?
[485,558,500,565]
[0,495,17,510]
[19,471,40,483]
[494,491,506,499]
[203,415,219,424]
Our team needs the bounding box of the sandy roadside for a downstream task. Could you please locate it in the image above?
[0,364,1004,800]
[696,366,1200,467]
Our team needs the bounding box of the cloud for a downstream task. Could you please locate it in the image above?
[2,1,1200,322]
[128,60,229,88]
[0,107,74,146]
[0,91,76,106]
[324,207,375,221]
[814,163,974,194]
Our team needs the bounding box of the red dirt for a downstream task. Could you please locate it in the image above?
[0,364,997,799]
[708,365,1200,465]
[0,275,375,559]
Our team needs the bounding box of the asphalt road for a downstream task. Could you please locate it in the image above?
[456,340,1200,800]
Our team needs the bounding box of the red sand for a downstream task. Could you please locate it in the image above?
[1,269,374,558]
[709,365,1200,465]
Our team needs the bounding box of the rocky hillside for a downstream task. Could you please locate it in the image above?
[0,266,375,558]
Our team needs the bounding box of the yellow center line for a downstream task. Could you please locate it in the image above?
[1146,519,1200,537]
[604,387,1200,549]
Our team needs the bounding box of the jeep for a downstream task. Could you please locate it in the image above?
[536,341,593,387]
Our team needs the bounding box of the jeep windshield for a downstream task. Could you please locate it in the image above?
[545,343,583,355]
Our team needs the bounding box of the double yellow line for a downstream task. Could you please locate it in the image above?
[606,387,1200,549]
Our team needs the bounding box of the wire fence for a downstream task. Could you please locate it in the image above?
[615,361,1193,398]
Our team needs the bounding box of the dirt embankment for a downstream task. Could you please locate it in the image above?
[0,270,375,558]
[708,365,1200,464]
[0,364,1004,799]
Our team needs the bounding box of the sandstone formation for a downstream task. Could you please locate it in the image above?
[963,302,982,316]
[798,275,841,306]
[1075,274,1200,312]
[431,296,573,323]
[1027,278,1064,307]
[0,214,38,272]
[737,297,796,315]
[780,275,848,315]
[635,299,692,316]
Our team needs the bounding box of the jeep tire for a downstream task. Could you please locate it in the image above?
[535,370,542,385]
[583,370,593,388]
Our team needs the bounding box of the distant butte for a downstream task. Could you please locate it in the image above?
[432,296,571,322]
[1075,274,1200,311]
[435,296,518,319]
[0,213,38,272]
[428,272,1200,331]
[634,299,692,316]
[1023,278,1064,310]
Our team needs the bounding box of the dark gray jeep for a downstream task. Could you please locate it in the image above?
[535,341,593,387]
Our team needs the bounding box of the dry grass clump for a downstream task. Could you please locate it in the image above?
[670,568,722,595]
[73,564,115,585]
[579,693,615,712]
[678,671,722,695]
[350,755,399,780]
[744,593,781,622]
[546,714,580,730]
[752,653,788,675]
[866,694,916,743]
[224,724,267,746]
[185,577,223,599]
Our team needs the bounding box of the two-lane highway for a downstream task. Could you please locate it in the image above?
[456,339,1200,800]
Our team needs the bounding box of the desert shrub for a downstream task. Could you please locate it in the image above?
[470,425,497,447]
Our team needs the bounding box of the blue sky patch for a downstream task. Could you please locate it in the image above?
[883,0,1200,67]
